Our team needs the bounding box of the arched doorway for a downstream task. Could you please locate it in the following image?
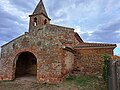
[15,52,37,78]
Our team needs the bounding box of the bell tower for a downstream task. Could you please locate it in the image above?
[29,0,51,32]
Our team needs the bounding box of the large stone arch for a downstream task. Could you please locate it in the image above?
[12,50,38,79]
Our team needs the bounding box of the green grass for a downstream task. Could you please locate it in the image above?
[65,75,97,86]
[63,75,107,90]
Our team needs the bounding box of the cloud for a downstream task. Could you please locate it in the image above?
[105,0,120,13]
[0,0,120,55]
[9,0,36,12]
[74,26,81,34]
[114,49,120,56]
[0,0,31,44]
[85,20,120,43]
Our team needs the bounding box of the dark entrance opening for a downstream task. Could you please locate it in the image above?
[15,52,37,78]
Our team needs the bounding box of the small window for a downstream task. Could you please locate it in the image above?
[34,17,37,26]
[44,19,47,25]
[13,43,15,49]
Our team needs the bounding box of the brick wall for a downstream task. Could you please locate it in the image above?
[74,48,114,75]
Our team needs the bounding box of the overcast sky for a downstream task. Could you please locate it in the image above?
[0,0,120,55]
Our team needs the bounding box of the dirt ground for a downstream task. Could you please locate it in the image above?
[0,75,107,90]
[0,76,77,90]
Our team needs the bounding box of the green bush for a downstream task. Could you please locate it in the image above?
[101,54,111,83]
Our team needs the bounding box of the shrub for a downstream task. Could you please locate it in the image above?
[101,54,111,84]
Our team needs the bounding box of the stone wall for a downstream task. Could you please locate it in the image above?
[74,48,114,75]
[0,24,75,83]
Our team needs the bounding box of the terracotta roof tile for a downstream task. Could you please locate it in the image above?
[75,42,117,48]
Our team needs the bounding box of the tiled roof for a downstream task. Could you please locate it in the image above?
[75,42,117,48]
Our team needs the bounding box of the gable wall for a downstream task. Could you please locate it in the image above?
[0,24,75,83]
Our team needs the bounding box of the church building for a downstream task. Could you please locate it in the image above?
[0,0,116,83]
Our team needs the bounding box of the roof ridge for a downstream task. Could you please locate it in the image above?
[75,42,117,48]
[83,42,116,45]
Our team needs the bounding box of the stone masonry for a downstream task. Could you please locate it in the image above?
[0,0,116,84]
